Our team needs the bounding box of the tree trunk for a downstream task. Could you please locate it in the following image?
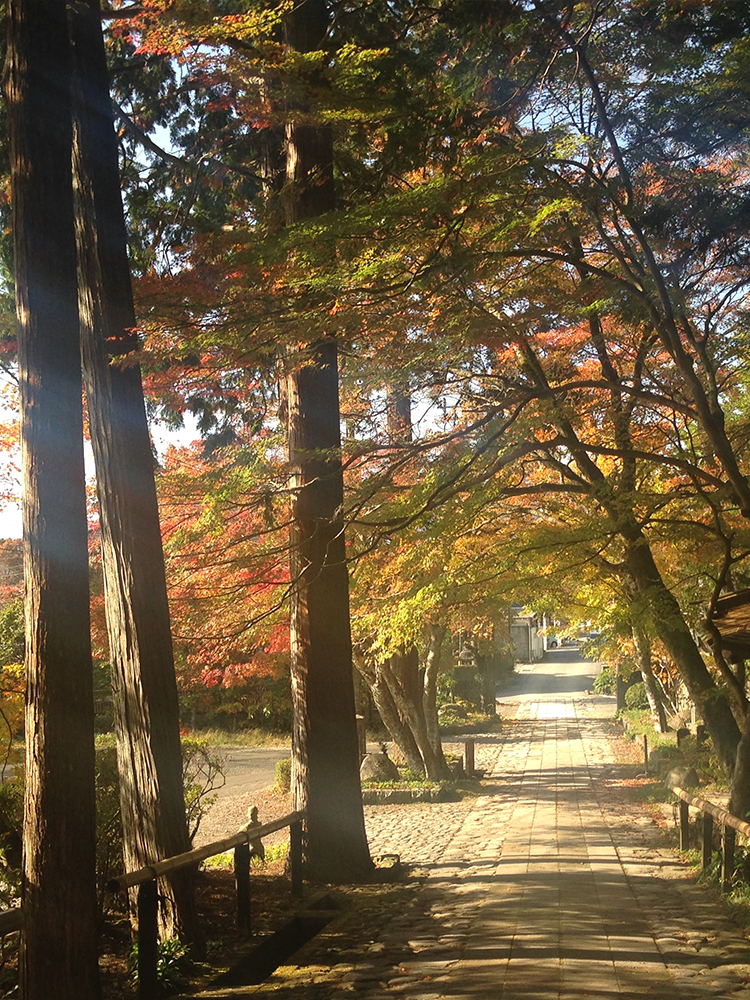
[631,622,667,734]
[284,0,371,882]
[423,624,445,753]
[625,533,740,774]
[355,651,438,776]
[387,389,412,444]
[4,2,100,996]
[729,707,750,822]
[370,669,424,774]
[68,0,200,945]
[382,648,450,780]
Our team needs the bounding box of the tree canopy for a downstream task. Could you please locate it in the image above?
[3,0,750,883]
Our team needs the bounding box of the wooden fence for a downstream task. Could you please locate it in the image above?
[109,809,305,1000]
[0,809,305,1000]
[671,785,749,892]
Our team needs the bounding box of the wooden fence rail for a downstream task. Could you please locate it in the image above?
[108,809,305,1000]
[0,908,22,935]
[670,785,748,892]
[0,809,305,999]
[107,809,305,1000]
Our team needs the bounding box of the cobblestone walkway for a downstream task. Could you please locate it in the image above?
[204,696,750,999]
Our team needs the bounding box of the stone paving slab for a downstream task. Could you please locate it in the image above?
[203,696,750,999]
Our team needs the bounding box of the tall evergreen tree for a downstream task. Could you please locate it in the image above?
[69,0,201,944]
[283,0,371,881]
[3,0,100,996]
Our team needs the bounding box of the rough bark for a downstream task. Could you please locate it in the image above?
[284,0,371,881]
[631,623,667,734]
[286,337,372,879]
[4,2,100,996]
[369,669,424,774]
[355,646,447,777]
[68,0,200,945]
[382,647,449,780]
[730,708,750,822]
[624,532,740,774]
[423,624,446,751]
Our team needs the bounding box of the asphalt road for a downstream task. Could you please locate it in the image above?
[497,646,600,705]
[212,746,290,799]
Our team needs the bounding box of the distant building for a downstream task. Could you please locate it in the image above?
[509,606,544,663]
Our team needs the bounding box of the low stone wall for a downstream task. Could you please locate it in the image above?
[362,786,461,805]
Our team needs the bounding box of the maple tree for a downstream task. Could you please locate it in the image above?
[106,1,750,794]
[2,5,750,935]
[156,436,292,726]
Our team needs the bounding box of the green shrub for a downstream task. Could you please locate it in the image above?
[593,666,616,695]
[130,938,192,992]
[275,757,291,793]
[0,735,226,917]
[624,681,649,710]
[0,600,24,668]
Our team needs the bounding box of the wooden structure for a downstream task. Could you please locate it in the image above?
[670,785,748,892]
[108,810,305,999]
[708,589,750,659]
[0,809,305,1000]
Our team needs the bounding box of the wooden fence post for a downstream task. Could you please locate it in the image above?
[290,819,303,898]
[235,842,251,931]
[137,879,159,1000]
[679,799,690,851]
[722,826,736,893]
[356,714,366,759]
[643,735,649,773]
[702,813,713,870]
[464,739,475,777]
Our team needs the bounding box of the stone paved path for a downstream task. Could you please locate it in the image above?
[439,699,693,998]
[202,695,750,999]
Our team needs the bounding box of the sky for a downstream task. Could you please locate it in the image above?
[0,411,201,540]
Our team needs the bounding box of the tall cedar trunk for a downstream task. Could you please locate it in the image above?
[631,622,667,734]
[423,624,446,753]
[68,1,200,945]
[284,0,371,881]
[4,2,100,997]
[625,533,740,774]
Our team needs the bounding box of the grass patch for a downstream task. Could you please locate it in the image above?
[202,852,234,871]
[254,842,289,868]
[690,844,750,926]
[361,779,445,789]
[439,712,503,734]
[618,709,677,748]
[618,710,725,792]
[201,841,289,873]
[181,727,291,748]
